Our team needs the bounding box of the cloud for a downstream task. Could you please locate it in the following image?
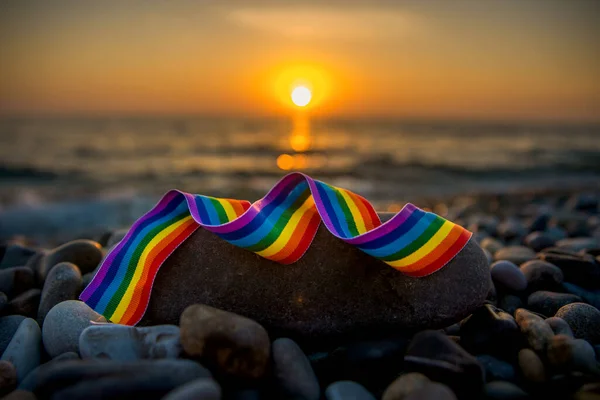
[226,6,423,40]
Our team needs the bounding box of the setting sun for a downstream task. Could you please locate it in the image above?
[291,86,312,107]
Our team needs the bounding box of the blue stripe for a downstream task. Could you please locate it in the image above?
[94,200,190,314]
[194,196,211,223]
[200,197,220,225]
[359,212,436,257]
[321,184,351,238]
[218,178,303,241]
[224,183,308,248]
[85,193,184,309]
[314,181,344,236]
[358,209,426,250]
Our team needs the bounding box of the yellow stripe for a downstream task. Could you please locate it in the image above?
[388,220,454,268]
[340,189,367,234]
[111,215,193,322]
[219,200,238,222]
[256,196,316,258]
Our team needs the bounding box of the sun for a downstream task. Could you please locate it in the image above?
[291,86,312,107]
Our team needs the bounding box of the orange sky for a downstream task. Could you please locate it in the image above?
[0,0,599,122]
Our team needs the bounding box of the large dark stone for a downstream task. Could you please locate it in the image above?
[140,213,490,341]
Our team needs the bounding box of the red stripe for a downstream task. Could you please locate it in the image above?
[278,211,322,264]
[403,229,472,277]
[124,221,199,325]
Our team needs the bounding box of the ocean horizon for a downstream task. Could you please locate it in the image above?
[1,115,599,242]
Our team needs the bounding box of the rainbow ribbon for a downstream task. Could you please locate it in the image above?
[80,173,472,325]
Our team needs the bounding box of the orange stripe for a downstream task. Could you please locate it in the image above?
[355,192,381,230]
[344,189,376,232]
[230,200,244,216]
[396,224,464,273]
[270,208,320,263]
[406,229,472,277]
[278,211,322,264]
[120,219,197,324]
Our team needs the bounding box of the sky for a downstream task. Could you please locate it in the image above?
[0,0,599,122]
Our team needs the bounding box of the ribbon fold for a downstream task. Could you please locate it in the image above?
[80,172,471,325]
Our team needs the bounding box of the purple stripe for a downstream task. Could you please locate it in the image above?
[304,176,336,234]
[343,203,418,245]
[80,190,180,299]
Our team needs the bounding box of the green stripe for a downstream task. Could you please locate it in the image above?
[243,188,311,253]
[104,211,190,317]
[380,216,445,262]
[208,197,229,224]
[332,187,359,237]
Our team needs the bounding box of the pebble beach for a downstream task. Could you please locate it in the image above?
[1,186,600,400]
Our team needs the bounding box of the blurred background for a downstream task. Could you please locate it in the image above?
[0,0,599,242]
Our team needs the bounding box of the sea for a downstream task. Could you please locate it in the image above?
[1,116,599,242]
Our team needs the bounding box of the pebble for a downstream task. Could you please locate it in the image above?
[2,390,36,400]
[498,295,523,317]
[79,324,181,361]
[481,237,504,255]
[403,330,484,398]
[495,246,536,265]
[81,272,94,289]
[556,237,599,253]
[29,359,211,399]
[497,219,527,241]
[490,261,527,291]
[527,291,582,317]
[515,308,554,353]
[382,372,430,400]
[0,245,36,270]
[42,300,107,358]
[460,304,521,358]
[18,352,80,391]
[272,338,320,400]
[538,252,600,289]
[555,303,600,343]
[0,315,26,355]
[0,267,35,298]
[0,360,17,397]
[573,384,600,400]
[0,318,41,383]
[37,262,82,326]
[476,354,516,382]
[545,227,568,242]
[546,334,598,374]
[484,381,529,400]
[162,378,222,400]
[518,348,546,383]
[566,193,599,212]
[562,282,600,309]
[37,240,103,282]
[545,317,574,337]
[6,289,41,318]
[179,304,270,380]
[528,213,551,233]
[404,382,457,400]
[520,260,564,292]
[525,231,555,252]
[325,381,376,400]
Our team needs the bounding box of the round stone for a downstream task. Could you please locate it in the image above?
[325,381,376,400]
[382,372,430,400]
[555,303,600,343]
[42,300,107,358]
[38,240,102,282]
[37,262,82,326]
[179,304,270,380]
[520,260,563,292]
[162,378,221,400]
[272,338,320,400]
[490,261,527,291]
[495,246,536,265]
[518,349,545,383]
[527,291,582,317]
